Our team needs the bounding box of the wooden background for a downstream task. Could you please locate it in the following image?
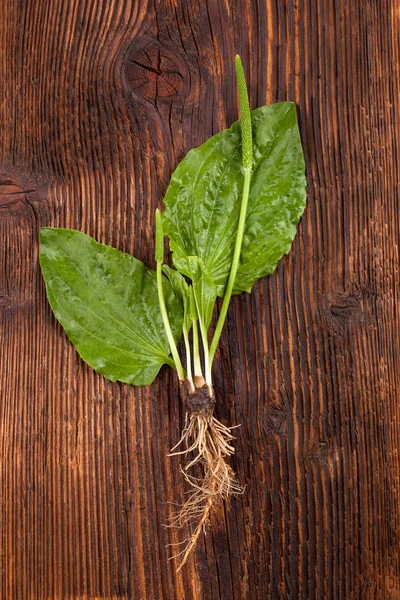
[1,0,399,598]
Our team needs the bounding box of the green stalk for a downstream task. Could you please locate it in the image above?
[209,55,252,365]
[199,319,211,385]
[192,318,202,377]
[155,209,185,381]
[183,328,193,384]
[190,287,203,378]
[190,278,212,384]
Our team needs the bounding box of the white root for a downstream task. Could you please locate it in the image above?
[167,412,243,571]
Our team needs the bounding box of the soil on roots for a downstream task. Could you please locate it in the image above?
[167,380,243,571]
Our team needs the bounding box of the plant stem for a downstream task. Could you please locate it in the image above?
[183,328,193,385]
[192,318,202,378]
[191,275,212,385]
[156,261,185,381]
[209,56,252,366]
[199,319,212,386]
[155,208,185,381]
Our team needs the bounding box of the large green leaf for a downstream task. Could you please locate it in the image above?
[39,228,183,385]
[162,102,306,295]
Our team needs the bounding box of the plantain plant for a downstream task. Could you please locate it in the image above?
[39,56,307,570]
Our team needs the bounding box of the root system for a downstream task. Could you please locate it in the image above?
[168,381,243,571]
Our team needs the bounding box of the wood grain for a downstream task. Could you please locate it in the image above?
[1,0,400,598]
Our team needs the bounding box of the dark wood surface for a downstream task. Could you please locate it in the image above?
[1,1,400,598]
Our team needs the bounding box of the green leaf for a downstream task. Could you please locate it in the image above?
[162,265,191,333]
[39,227,183,386]
[162,102,306,295]
[186,257,217,332]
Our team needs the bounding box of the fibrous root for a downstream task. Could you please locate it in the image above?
[167,380,243,571]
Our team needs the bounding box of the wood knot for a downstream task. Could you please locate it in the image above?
[0,183,35,210]
[329,293,361,321]
[309,440,330,467]
[265,402,286,435]
[322,290,368,331]
[0,293,9,310]
[124,40,186,104]
[0,168,47,213]
[264,386,290,437]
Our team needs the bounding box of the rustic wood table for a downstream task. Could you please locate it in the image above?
[1,1,399,598]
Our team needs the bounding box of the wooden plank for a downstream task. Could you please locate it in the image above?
[1,0,399,598]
